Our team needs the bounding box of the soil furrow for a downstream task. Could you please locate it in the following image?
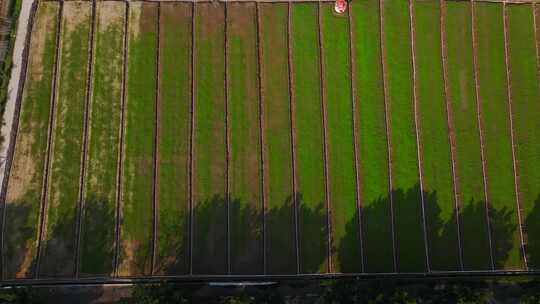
[188,1,195,276]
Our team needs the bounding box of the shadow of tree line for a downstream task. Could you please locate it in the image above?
[3,186,540,278]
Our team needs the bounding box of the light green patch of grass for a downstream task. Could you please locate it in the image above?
[383,0,425,273]
[291,3,328,274]
[80,1,124,276]
[475,2,522,270]
[414,0,459,271]
[259,3,295,275]
[120,2,157,276]
[445,0,491,271]
[320,3,359,273]
[350,0,394,273]
[42,1,91,277]
[3,2,59,279]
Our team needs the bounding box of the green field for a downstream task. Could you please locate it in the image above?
[80,1,124,276]
[414,0,460,271]
[2,0,540,279]
[445,0,492,270]
[155,2,191,275]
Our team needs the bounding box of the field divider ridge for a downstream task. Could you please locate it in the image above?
[535,3,540,82]
[347,4,365,273]
[378,0,398,273]
[470,0,495,270]
[188,1,195,276]
[74,0,98,278]
[317,1,332,273]
[224,2,231,275]
[254,2,267,275]
[286,1,300,275]
[34,1,64,279]
[439,0,464,271]
[0,0,38,280]
[502,1,528,270]
[409,0,431,273]
[114,0,130,277]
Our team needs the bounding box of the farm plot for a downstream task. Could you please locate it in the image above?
[291,3,328,274]
[350,0,394,273]
[382,0,426,273]
[155,2,191,275]
[118,2,157,276]
[320,3,360,273]
[259,2,296,275]
[444,0,492,270]
[227,2,264,275]
[2,1,59,279]
[413,0,460,271]
[474,2,523,270]
[192,2,227,275]
[39,1,91,278]
[506,4,540,270]
[79,0,124,277]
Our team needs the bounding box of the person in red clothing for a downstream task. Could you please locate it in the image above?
[335,0,347,13]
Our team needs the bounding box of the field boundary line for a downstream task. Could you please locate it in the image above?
[470,0,495,270]
[502,1,528,270]
[151,1,161,276]
[37,0,540,4]
[286,1,300,275]
[0,0,38,280]
[439,0,464,271]
[347,4,365,273]
[35,1,63,279]
[409,0,431,273]
[317,1,332,273]
[188,1,195,276]
[114,0,129,277]
[378,0,398,273]
[254,2,267,275]
[535,3,540,84]
[224,2,231,275]
[75,0,97,278]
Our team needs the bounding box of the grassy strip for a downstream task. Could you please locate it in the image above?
[414,0,459,271]
[227,3,263,275]
[350,0,394,273]
[475,2,522,270]
[445,1,491,271]
[320,3,359,273]
[3,2,58,279]
[507,4,540,269]
[79,1,124,277]
[119,2,157,276]
[40,1,91,277]
[291,3,327,274]
[192,2,227,275]
[382,0,425,273]
[155,2,191,275]
[259,3,295,275]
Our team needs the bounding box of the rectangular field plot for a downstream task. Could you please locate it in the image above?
[79,0,125,277]
[3,0,540,279]
[40,1,92,278]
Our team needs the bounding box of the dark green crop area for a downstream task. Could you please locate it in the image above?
[2,0,540,279]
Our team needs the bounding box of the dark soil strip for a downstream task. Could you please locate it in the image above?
[316,1,332,273]
[409,0,431,273]
[255,2,267,275]
[114,1,129,277]
[224,3,231,275]
[74,0,97,278]
[347,6,365,273]
[189,1,195,276]
[502,2,528,269]
[439,0,464,271]
[286,2,300,275]
[0,1,38,280]
[35,1,63,279]
[151,2,161,276]
[378,0,398,272]
[470,0,495,270]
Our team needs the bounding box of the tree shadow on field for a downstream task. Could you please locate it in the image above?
[524,194,540,269]
[265,195,296,274]
[459,199,493,270]
[156,204,189,276]
[229,196,263,275]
